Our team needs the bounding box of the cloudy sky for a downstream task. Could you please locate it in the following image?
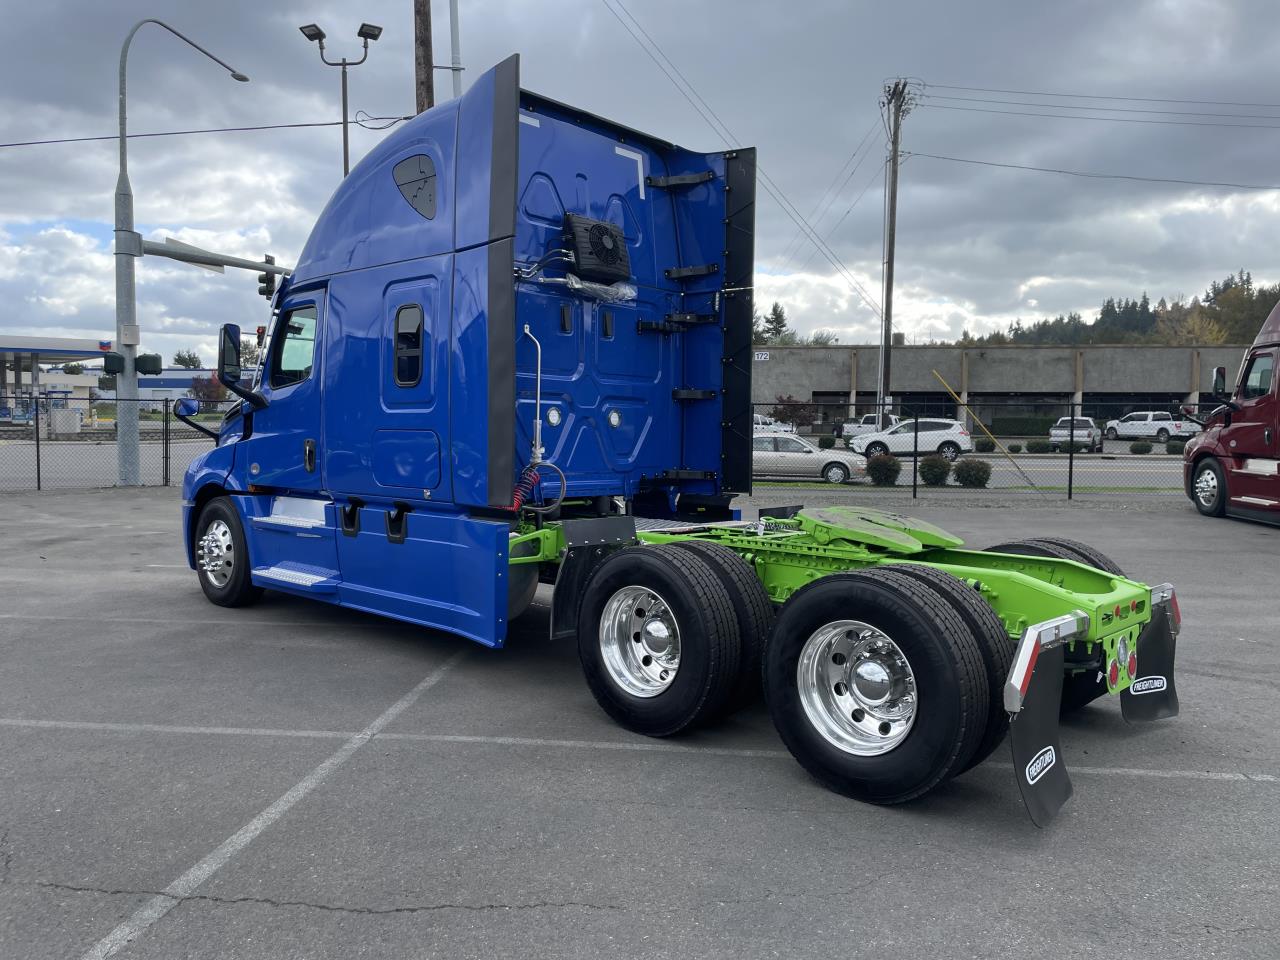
[2,0,1277,365]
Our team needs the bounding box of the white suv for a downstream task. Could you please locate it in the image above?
[1103,411,1197,442]
[848,418,973,462]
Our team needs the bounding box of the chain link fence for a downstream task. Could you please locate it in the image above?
[752,398,1202,499]
[0,396,234,492]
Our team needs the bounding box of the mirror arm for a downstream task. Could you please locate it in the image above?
[174,408,219,440]
[218,373,268,410]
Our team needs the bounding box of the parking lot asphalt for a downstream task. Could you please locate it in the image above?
[1,489,1277,959]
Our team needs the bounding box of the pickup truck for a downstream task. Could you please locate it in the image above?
[1104,411,1197,442]
[1048,417,1103,452]
[842,413,899,439]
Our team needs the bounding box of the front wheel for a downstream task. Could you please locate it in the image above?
[938,442,960,462]
[1106,427,1118,440]
[1156,428,1170,443]
[194,497,263,607]
[823,462,849,484]
[1192,458,1226,517]
[865,442,889,458]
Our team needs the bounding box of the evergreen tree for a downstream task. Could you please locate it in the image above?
[763,302,790,342]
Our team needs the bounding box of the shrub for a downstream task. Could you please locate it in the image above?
[1007,443,1023,453]
[953,459,993,488]
[818,436,836,449]
[1067,442,1091,454]
[1130,441,1153,455]
[866,454,902,486]
[974,438,995,453]
[1166,440,1186,455]
[1025,439,1052,454]
[919,454,951,486]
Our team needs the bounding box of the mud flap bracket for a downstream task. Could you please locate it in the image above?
[1121,585,1180,722]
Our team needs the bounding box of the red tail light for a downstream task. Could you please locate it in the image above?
[1108,660,1120,686]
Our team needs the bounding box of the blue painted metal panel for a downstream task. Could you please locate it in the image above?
[336,507,510,647]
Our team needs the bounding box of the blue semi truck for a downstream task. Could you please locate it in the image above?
[178,56,1182,824]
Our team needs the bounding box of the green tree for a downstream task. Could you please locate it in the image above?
[762,302,790,342]
[190,376,227,401]
[172,349,202,369]
[752,309,768,345]
[808,329,840,345]
[241,338,262,366]
[62,362,83,375]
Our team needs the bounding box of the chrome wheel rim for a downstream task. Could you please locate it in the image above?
[1194,467,1218,507]
[797,620,917,756]
[599,585,681,698]
[941,444,959,461]
[825,465,847,483]
[197,519,235,588]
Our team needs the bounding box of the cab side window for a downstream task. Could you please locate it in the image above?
[395,304,424,386]
[270,306,317,388]
[1241,353,1274,401]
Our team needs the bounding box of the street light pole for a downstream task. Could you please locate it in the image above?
[115,19,248,486]
[300,23,382,177]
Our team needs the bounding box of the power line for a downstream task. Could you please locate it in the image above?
[906,151,1280,191]
[924,81,1280,110]
[601,0,883,317]
[923,92,1280,122]
[793,160,885,274]
[0,116,410,150]
[917,101,1280,130]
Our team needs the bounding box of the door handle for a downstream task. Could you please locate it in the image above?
[304,439,316,472]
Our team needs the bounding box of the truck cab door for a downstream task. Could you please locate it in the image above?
[240,297,326,493]
[1222,349,1278,510]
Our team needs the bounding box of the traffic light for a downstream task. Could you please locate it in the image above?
[257,254,276,299]
[135,353,163,376]
[102,352,124,375]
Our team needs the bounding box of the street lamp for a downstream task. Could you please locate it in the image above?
[299,22,383,177]
[115,19,248,486]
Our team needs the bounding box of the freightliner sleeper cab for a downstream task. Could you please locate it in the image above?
[178,57,1184,825]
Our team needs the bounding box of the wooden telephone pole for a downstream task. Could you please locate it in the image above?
[877,79,912,427]
[414,0,435,113]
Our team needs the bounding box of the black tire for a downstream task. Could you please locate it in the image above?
[1191,458,1226,517]
[982,537,1125,713]
[193,497,263,608]
[866,442,889,458]
[577,544,740,737]
[668,540,774,715]
[938,442,961,461]
[822,462,849,484]
[1050,444,1060,453]
[1156,428,1170,443]
[882,564,1013,772]
[763,569,988,804]
[1106,427,1118,440]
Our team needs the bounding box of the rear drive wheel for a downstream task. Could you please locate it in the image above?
[1192,458,1226,517]
[883,564,1014,772]
[668,540,774,714]
[865,442,889,458]
[763,569,988,804]
[938,442,961,461]
[194,497,263,608]
[822,462,849,484]
[983,537,1126,713]
[578,544,740,736]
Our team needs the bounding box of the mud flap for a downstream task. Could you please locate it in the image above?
[1004,613,1087,828]
[1121,603,1180,722]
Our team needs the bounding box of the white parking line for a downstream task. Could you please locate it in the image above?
[76,649,466,960]
[5,717,1277,786]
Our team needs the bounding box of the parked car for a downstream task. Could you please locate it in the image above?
[752,431,867,483]
[1104,411,1197,442]
[848,418,973,461]
[841,413,900,439]
[1048,417,1103,452]
[753,412,796,433]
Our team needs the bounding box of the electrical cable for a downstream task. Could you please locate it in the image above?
[0,116,410,150]
[923,81,1280,110]
[917,101,1280,131]
[904,151,1280,191]
[921,92,1280,121]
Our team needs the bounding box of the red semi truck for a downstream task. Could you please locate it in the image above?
[1184,302,1280,523]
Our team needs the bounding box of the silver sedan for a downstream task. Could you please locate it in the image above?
[752,432,868,484]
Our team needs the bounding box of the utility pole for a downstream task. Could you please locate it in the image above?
[448,0,463,98]
[877,79,912,428]
[415,0,435,112]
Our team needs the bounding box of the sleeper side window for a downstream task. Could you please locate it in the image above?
[395,304,424,387]
[270,306,317,388]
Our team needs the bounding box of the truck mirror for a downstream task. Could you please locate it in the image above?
[1211,366,1227,396]
[218,323,242,384]
[174,397,200,418]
